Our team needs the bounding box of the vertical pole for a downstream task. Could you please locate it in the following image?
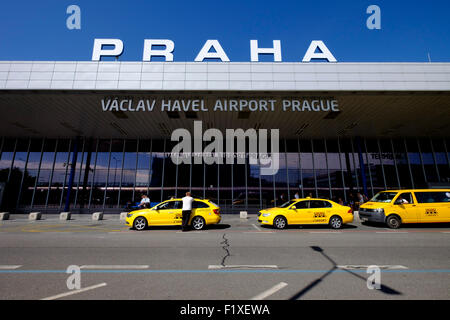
[363,139,374,197]
[337,137,347,202]
[324,139,332,200]
[377,138,387,189]
[429,137,440,182]
[311,139,318,197]
[297,138,304,198]
[15,138,31,210]
[117,140,126,207]
[45,139,59,211]
[88,139,99,210]
[64,137,79,212]
[31,138,45,209]
[355,136,368,197]
[390,138,401,189]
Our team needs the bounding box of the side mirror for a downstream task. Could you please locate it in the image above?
[289,206,296,210]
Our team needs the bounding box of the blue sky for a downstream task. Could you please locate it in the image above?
[0,0,449,62]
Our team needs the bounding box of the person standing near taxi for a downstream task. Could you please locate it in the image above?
[181,192,194,232]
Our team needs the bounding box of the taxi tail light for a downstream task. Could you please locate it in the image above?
[213,209,220,215]
[348,208,353,214]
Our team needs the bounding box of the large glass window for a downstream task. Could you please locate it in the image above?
[405,138,427,188]
[312,140,330,199]
[299,140,314,197]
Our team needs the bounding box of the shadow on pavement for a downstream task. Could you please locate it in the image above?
[261,224,358,230]
[130,223,231,231]
[361,221,450,229]
[288,246,402,300]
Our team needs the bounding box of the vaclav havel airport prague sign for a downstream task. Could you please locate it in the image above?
[91,39,337,62]
[101,98,340,113]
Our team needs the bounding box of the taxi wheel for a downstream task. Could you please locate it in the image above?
[386,215,401,229]
[329,216,343,229]
[191,216,206,230]
[133,217,148,231]
[273,216,287,229]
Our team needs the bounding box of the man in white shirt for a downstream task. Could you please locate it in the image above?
[181,192,194,231]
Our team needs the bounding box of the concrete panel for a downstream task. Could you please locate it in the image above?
[97,72,120,81]
[118,80,141,89]
[73,80,96,89]
[52,72,75,80]
[184,81,208,90]
[185,73,207,81]
[74,72,97,81]
[76,62,98,72]
[50,80,74,89]
[140,81,163,90]
[142,64,164,73]
[120,212,128,221]
[95,81,118,89]
[29,212,42,220]
[207,73,229,81]
[92,212,103,220]
[30,72,53,80]
[28,80,52,88]
[10,63,32,72]
[32,63,55,72]
[120,63,142,73]
[8,72,30,80]
[97,63,121,72]
[60,212,71,220]
[185,63,208,73]
[163,73,185,81]
[118,72,141,81]
[53,63,77,72]
[5,80,29,89]
[0,212,9,220]
[141,72,164,81]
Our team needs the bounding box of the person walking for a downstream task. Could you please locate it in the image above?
[181,192,194,232]
[294,192,300,199]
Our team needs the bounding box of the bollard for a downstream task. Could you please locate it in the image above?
[92,212,103,221]
[29,212,42,220]
[120,212,128,221]
[60,212,71,220]
[0,212,10,220]
[240,211,248,219]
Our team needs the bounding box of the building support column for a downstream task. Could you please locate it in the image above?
[64,137,79,212]
[355,136,368,197]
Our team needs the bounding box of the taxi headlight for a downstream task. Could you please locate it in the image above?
[373,208,384,213]
[262,213,271,217]
[127,213,134,218]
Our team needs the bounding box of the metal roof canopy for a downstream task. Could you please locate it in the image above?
[0,90,449,139]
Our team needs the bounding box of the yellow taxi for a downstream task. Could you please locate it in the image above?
[257,198,353,229]
[125,198,221,231]
[359,189,450,229]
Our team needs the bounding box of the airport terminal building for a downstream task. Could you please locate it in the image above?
[0,61,449,214]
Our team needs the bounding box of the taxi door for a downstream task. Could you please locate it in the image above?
[153,201,178,225]
[172,201,183,225]
[290,200,311,224]
[414,191,450,223]
[392,192,419,223]
[308,200,333,224]
[191,201,210,223]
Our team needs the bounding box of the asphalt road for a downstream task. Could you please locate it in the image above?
[0,214,449,300]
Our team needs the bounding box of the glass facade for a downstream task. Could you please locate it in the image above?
[0,136,449,214]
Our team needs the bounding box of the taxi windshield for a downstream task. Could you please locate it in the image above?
[370,192,398,203]
[278,200,296,208]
